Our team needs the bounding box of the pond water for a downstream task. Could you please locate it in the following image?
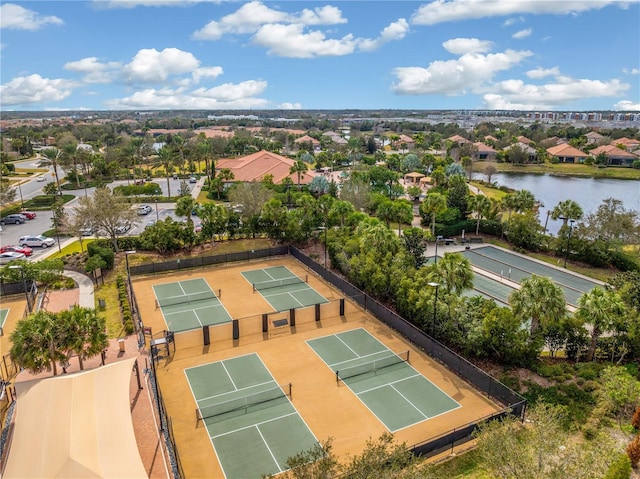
[473,172,640,235]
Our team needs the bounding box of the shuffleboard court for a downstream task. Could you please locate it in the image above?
[307,328,460,432]
[153,278,232,333]
[242,265,328,312]
[462,246,600,306]
[463,273,512,307]
[185,354,318,479]
[0,309,8,334]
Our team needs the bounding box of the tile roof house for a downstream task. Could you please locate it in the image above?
[484,135,498,143]
[590,145,638,166]
[517,135,533,145]
[447,135,470,145]
[611,137,640,150]
[546,144,588,163]
[294,135,321,151]
[216,150,317,185]
[585,131,605,144]
[472,142,497,160]
[323,131,347,145]
[504,142,538,162]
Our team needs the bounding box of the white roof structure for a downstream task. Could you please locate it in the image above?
[3,359,147,479]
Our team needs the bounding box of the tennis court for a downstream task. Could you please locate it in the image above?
[242,266,328,312]
[307,328,460,432]
[152,278,232,333]
[462,246,601,306]
[0,309,8,335]
[185,354,319,479]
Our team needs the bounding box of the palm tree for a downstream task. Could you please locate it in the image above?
[575,288,627,362]
[290,159,308,190]
[434,252,473,294]
[420,192,447,236]
[157,146,175,198]
[509,275,566,337]
[550,199,584,226]
[468,194,491,235]
[39,147,64,195]
[10,311,66,376]
[61,306,108,371]
[62,143,81,188]
[330,200,355,227]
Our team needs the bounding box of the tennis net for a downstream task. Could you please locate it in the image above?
[252,275,307,292]
[196,383,292,424]
[156,290,216,309]
[336,351,410,383]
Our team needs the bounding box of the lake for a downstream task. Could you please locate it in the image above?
[473,172,640,235]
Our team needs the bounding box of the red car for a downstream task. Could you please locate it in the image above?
[0,244,33,256]
[20,211,37,220]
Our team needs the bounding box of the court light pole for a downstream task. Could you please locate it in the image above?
[434,237,439,264]
[318,225,328,269]
[9,265,31,313]
[125,250,136,313]
[564,219,575,268]
[427,282,439,338]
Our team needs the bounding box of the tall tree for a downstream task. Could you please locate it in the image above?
[434,252,473,295]
[10,311,66,376]
[157,146,175,198]
[550,199,584,225]
[468,194,491,234]
[60,306,108,371]
[289,159,308,190]
[39,147,64,195]
[575,288,627,362]
[420,192,447,236]
[509,275,566,337]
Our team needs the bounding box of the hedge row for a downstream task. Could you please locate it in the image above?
[116,276,135,335]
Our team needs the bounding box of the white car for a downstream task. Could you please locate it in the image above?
[137,204,153,215]
[37,175,47,182]
[19,235,56,248]
[0,251,26,264]
[115,223,131,235]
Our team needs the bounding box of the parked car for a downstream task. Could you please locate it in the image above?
[80,226,95,236]
[134,179,145,186]
[19,235,56,248]
[189,176,197,184]
[145,219,156,229]
[1,214,26,225]
[20,211,37,220]
[115,222,131,235]
[37,175,47,182]
[0,245,33,257]
[194,222,202,233]
[137,204,153,215]
[0,252,26,264]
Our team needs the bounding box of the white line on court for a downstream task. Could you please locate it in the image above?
[356,373,421,395]
[192,309,204,327]
[177,281,186,295]
[390,384,429,419]
[256,425,282,473]
[330,350,396,368]
[210,412,298,439]
[221,361,238,391]
[335,334,360,357]
[197,380,276,403]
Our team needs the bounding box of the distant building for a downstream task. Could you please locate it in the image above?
[216,150,317,185]
[590,145,638,166]
[546,144,588,163]
[472,142,497,160]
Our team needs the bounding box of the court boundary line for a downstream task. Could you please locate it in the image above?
[356,373,422,395]
[220,361,239,391]
[197,380,276,403]
[210,411,298,439]
[331,349,396,368]
[466,247,594,295]
[389,383,429,420]
[256,424,283,474]
[306,328,462,432]
[153,278,233,332]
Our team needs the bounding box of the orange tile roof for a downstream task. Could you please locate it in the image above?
[546,144,587,157]
[216,150,316,185]
[591,145,637,158]
[473,142,497,153]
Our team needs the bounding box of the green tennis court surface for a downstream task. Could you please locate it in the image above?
[185,354,318,479]
[462,246,600,306]
[307,328,460,432]
[152,278,232,333]
[242,266,328,312]
[0,309,8,334]
[463,272,513,307]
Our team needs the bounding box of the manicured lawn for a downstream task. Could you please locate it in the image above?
[47,239,96,259]
[470,182,508,201]
[492,161,640,180]
[94,283,127,338]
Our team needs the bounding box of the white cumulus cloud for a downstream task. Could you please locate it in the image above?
[0,3,63,30]
[442,38,493,55]
[512,28,532,39]
[122,48,200,83]
[64,57,122,83]
[483,77,630,110]
[359,18,410,52]
[526,66,560,79]
[614,100,640,110]
[95,0,216,8]
[411,0,626,25]
[192,80,267,101]
[0,74,76,106]
[392,48,532,95]
[622,67,640,75]
[252,23,357,58]
[192,1,346,40]
[279,102,302,110]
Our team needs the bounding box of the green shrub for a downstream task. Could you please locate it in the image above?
[87,242,115,269]
[604,453,632,479]
[124,319,134,335]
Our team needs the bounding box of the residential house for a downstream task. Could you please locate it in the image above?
[397,134,415,150]
[590,145,638,166]
[472,142,497,161]
[216,150,316,185]
[585,131,605,145]
[446,134,470,145]
[294,135,321,152]
[323,131,347,146]
[611,137,640,150]
[517,135,534,145]
[504,142,537,162]
[546,144,588,163]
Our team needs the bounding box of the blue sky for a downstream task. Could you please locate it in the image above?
[1,0,639,111]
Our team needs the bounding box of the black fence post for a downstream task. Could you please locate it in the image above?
[232,319,239,340]
[203,325,210,345]
[262,314,269,333]
[315,303,320,321]
[289,308,296,327]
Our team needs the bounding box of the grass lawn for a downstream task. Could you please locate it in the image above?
[492,161,640,180]
[94,283,128,338]
[47,239,96,259]
[470,181,508,201]
[428,448,490,478]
